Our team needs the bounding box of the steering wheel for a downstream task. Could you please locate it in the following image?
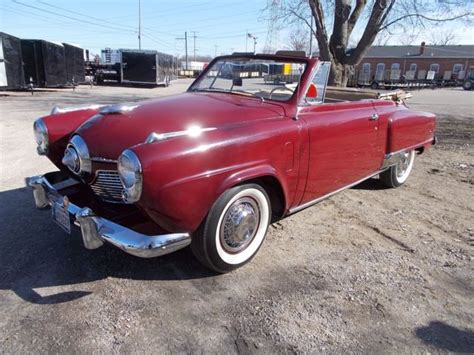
[269,86,294,100]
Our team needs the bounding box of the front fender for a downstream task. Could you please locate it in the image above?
[132,118,301,233]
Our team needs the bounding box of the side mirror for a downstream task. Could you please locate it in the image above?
[306,83,318,98]
[232,77,243,87]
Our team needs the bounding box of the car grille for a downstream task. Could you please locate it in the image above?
[90,170,124,203]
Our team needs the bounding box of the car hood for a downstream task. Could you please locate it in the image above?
[76,92,286,158]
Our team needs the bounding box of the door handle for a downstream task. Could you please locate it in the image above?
[370,113,379,121]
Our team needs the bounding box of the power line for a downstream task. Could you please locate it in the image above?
[139,1,239,20]
[145,9,262,32]
[11,0,136,34]
[201,30,268,40]
[36,0,138,31]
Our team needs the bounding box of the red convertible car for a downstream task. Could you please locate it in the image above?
[29,52,436,272]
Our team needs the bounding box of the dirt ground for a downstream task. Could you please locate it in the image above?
[0,82,473,353]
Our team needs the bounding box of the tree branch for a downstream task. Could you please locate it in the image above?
[380,12,471,30]
[347,0,392,65]
[347,0,367,36]
[309,0,332,61]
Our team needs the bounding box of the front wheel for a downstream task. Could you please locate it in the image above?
[380,150,415,188]
[191,184,271,273]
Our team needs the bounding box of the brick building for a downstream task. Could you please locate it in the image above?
[354,42,474,86]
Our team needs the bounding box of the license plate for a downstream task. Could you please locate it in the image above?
[52,201,71,234]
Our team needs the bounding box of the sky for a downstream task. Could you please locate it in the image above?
[1,0,473,59]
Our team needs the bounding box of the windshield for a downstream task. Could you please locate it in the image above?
[190,57,307,102]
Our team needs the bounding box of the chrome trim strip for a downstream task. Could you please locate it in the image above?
[289,169,385,214]
[27,173,191,258]
[91,157,118,163]
[100,104,138,114]
[145,127,216,144]
[51,104,105,115]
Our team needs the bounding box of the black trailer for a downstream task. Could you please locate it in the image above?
[120,49,177,86]
[0,32,25,90]
[63,43,85,84]
[21,39,67,87]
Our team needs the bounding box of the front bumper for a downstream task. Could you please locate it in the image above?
[28,172,191,258]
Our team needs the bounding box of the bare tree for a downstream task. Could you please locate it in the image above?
[428,29,457,45]
[269,0,472,86]
[287,28,310,52]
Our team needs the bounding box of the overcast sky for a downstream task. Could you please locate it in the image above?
[1,0,472,59]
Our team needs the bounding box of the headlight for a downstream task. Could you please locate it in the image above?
[33,118,49,155]
[62,135,92,176]
[118,149,143,203]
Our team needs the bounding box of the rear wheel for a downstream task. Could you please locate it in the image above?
[463,81,472,90]
[380,150,415,188]
[191,184,271,273]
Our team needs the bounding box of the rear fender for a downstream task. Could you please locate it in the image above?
[386,110,436,153]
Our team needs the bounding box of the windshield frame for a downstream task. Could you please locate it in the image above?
[188,54,312,104]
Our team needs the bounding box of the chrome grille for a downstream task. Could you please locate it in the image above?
[90,170,124,203]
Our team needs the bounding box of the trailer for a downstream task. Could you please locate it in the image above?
[0,32,25,90]
[63,43,85,85]
[121,49,177,85]
[21,39,67,87]
[179,61,208,77]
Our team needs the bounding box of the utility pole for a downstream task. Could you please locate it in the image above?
[138,0,141,50]
[176,32,189,70]
[192,31,197,61]
[184,32,188,69]
[214,45,218,57]
[309,15,313,57]
[246,30,248,52]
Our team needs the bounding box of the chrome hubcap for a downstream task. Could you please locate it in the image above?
[220,197,260,253]
[396,152,411,178]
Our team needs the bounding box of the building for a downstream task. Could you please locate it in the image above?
[355,43,474,86]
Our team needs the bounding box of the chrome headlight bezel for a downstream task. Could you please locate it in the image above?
[63,135,92,176]
[118,149,143,203]
[33,118,49,155]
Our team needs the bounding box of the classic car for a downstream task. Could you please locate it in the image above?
[28,52,436,273]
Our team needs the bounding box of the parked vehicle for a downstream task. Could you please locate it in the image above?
[63,43,85,85]
[96,49,177,86]
[462,70,474,90]
[0,32,25,90]
[28,52,436,273]
[21,39,67,87]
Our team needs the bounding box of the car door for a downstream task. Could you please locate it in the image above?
[297,63,382,205]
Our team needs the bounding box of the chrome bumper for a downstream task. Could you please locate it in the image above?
[27,173,191,258]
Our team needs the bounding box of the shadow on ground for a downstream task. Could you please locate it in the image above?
[416,321,474,352]
[0,186,215,305]
[352,176,390,190]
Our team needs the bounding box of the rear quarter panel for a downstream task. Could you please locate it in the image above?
[373,100,436,153]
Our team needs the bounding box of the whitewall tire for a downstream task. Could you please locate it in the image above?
[191,184,271,273]
[380,150,415,187]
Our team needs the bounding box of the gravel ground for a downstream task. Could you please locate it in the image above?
[0,82,473,353]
